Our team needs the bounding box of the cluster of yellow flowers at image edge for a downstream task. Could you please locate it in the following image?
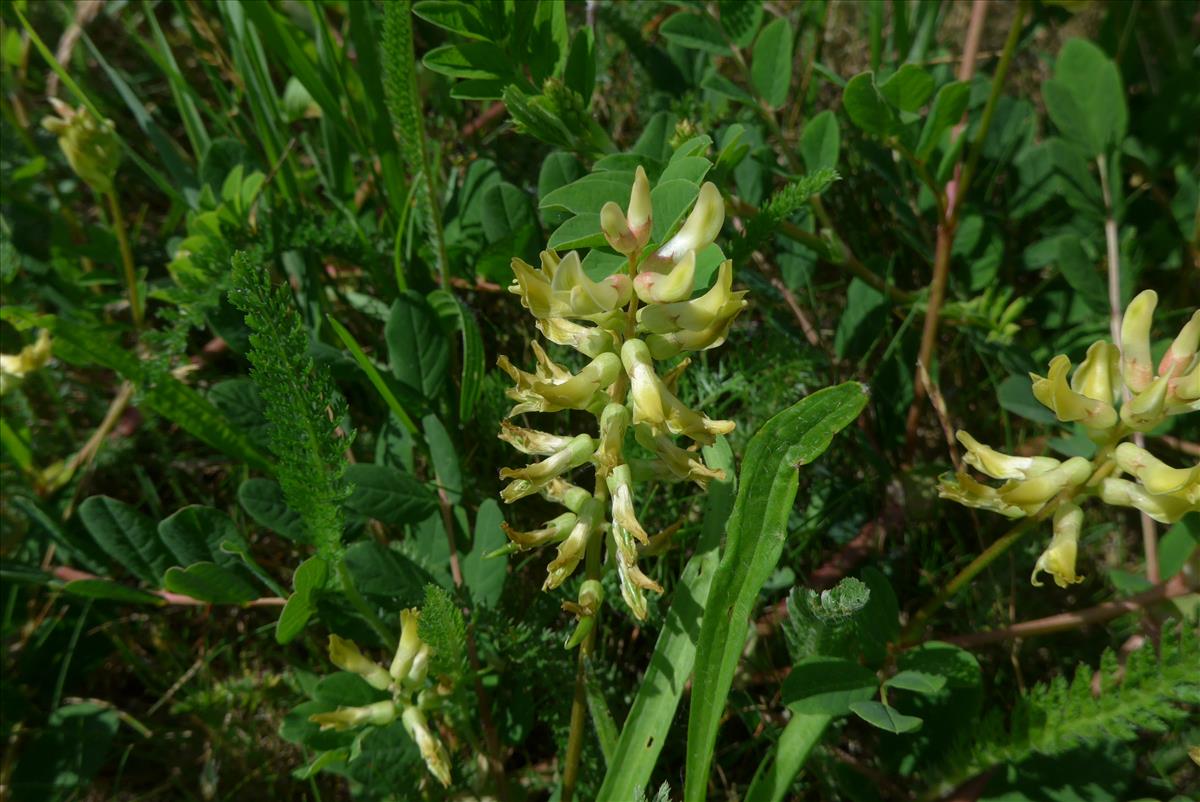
[308,610,452,787]
[0,329,53,397]
[497,166,746,621]
[941,291,1199,588]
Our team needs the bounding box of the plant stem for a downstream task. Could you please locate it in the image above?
[939,573,1194,648]
[336,559,396,651]
[904,1,1026,459]
[901,513,1041,645]
[1098,152,1160,584]
[105,190,143,328]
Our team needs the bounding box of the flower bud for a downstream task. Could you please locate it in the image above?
[541,479,593,512]
[41,99,121,194]
[1070,341,1121,405]
[628,166,653,244]
[638,261,747,334]
[389,609,422,682]
[401,705,452,787]
[644,182,724,270]
[1120,289,1157,393]
[634,250,696,304]
[1158,310,1199,379]
[1031,503,1085,588]
[327,635,392,691]
[1099,477,1196,524]
[500,434,596,503]
[1030,355,1117,430]
[1119,374,1168,432]
[594,403,631,473]
[1114,443,1199,500]
[1169,362,1199,413]
[608,492,663,621]
[937,471,1026,518]
[601,201,639,255]
[998,456,1091,514]
[310,700,398,732]
[502,512,577,550]
[956,431,1059,480]
[545,498,603,589]
[402,644,430,689]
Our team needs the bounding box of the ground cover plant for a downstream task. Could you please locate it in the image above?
[0,1,1197,800]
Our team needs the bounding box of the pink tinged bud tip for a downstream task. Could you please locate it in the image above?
[1120,289,1157,393]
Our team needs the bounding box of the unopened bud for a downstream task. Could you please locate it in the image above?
[956,430,1059,481]
[328,635,392,691]
[644,182,724,270]
[1071,341,1121,405]
[500,434,596,503]
[389,609,422,682]
[1158,309,1199,379]
[1031,503,1085,588]
[1119,374,1168,432]
[635,250,696,304]
[1120,289,1157,393]
[401,705,452,787]
[310,700,398,732]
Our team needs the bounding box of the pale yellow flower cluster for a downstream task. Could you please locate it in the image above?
[940,291,1199,589]
[41,99,121,195]
[309,611,451,787]
[498,167,745,621]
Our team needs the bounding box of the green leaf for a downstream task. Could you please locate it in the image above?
[650,179,702,244]
[1042,38,1126,157]
[538,152,584,200]
[62,579,162,605]
[412,1,493,41]
[718,0,763,47]
[751,17,793,109]
[659,156,713,186]
[598,440,735,801]
[343,540,433,607]
[424,292,486,421]
[386,292,450,404]
[78,496,173,585]
[540,172,634,215]
[885,670,947,695]
[915,81,969,160]
[276,556,328,644]
[157,505,245,568]
[849,700,923,733]
[1055,236,1109,314]
[878,63,934,112]
[782,657,878,716]
[800,110,840,172]
[163,562,258,604]
[344,464,440,526]
[462,499,507,609]
[1158,515,1199,579]
[701,71,756,106]
[842,72,896,137]
[238,478,310,543]
[422,42,511,80]
[423,414,463,505]
[481,182,536,243]
[548,214,606,250]
[11,702,120,793]
[684,383,869,802]
[564,27,596,100]
[420,584,467,678]
[997,375,1057,425]
[743,713,830,802]
[659,12,730,55]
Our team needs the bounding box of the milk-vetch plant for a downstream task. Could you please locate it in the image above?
[940,290,1199,587]
[497,169,746,626]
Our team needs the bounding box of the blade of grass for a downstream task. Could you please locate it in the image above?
[326,315,418,435]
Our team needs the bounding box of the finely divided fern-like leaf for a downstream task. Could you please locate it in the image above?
[229,251,351,561]
[733,168,841,263]
[419,584,467,681]
[930,621,1199,795]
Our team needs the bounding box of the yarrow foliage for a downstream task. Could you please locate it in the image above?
[940,291,1199,588]
[497,167,746,622]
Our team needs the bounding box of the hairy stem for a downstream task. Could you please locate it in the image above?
[105,190,142,329]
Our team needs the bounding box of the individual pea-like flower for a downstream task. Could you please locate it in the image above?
[0,329,53,396]
[941,290,1199,589]
[41,99,121,194]
[497,162,743,624]
[309,610,452,787]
